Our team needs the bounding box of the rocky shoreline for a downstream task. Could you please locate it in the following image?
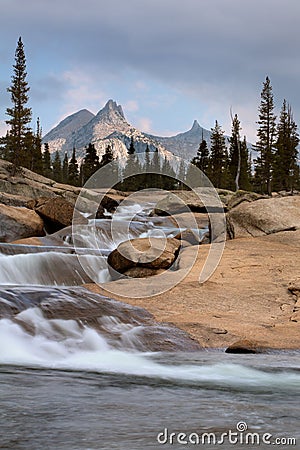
[91,229,300,352]
[0,159,299,352]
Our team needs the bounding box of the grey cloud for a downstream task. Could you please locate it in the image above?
[31,75,67,102]
[1,0,300,129]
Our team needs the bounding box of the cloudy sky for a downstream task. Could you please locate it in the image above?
[0,0,299,142]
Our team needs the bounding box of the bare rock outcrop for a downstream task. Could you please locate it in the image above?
[227,195,300,239]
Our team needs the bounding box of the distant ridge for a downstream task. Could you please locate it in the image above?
[146,120,212,160]
[44,100,236,162]
[43,100,177,161]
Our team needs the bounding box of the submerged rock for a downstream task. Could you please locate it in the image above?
[0,286,201,352]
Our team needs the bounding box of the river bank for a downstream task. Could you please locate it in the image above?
[87,227,300,351]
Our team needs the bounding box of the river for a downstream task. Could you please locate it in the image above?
[0,198,299,449]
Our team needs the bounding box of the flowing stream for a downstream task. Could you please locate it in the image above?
[0,199,299,449]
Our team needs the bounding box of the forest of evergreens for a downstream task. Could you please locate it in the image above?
[1,38,299,194]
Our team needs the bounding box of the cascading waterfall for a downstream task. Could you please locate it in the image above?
[0,199,299,449]
[0,307,299,393]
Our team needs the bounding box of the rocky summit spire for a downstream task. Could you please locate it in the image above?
[97,99,126,121]
[191,119,201,131]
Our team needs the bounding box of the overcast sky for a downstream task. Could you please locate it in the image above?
[0,0,299,142]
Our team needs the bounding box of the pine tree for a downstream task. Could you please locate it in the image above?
[142,144,152,188]
[228,114,242,191]
[161,156,176,190]
[42,143,52,179]
[5,37,33,172]
[62,152,69,183]
[177,158,186,189]
[273,100,299,192]
[81,143,100,184]
[208,120,227,188]
[79,163,84,187]
[99,144,114,168]
[122,137,140,190]
[31,117,43,174]
[227,114,251,191]
[68,147,80,186]
[239,137,252,191]
[149,147,162,189]
[52,151,62,182]
[254,76,277,195]
[191,131,209,175]
[128,136,135,155]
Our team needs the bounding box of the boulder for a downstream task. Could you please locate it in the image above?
[35,197,74,232]
[227,190,267,210]
[107,237,181,278]
[123,267,164,278]
[227,195,300,239]
[0,204,45,242]
[225,339,261,354]
[153,190,226,216]
[174,229,202,246]
[154,193,195,215]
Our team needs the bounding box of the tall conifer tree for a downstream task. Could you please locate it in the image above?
[42,143,52,178]
[228,114,242,191]
[31,117,43,174]
[122,137,139,190]
[81,143,100,183]
[68,147,80,186]
[191,131,209,175]
[99,144,114,168]
[52,151,62,182]
[273,100,299,192]
[62,152,69,183]
[208,120,227,188]
[254,76,277,195]
[5,37,32,172]
[143,144,151,188]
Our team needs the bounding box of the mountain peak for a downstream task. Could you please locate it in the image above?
[191,119,201,131]
[97,99,125,121]
[43,109,95,143]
